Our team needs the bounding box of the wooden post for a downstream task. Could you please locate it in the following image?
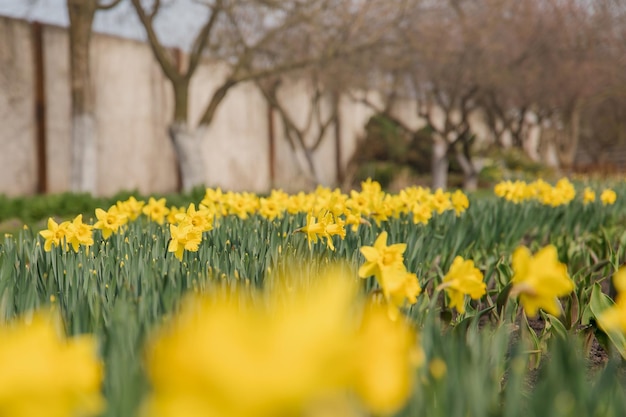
[172,47,184,192]
[32,21,48,194]
[333,93,342,185]
[268,103,276,188]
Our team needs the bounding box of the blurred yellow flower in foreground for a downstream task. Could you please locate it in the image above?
[582,187,596,205]
[0,313,104,417]
[598,267,626,334]
[142,269,420,417]
[353,303,422,415]
[511,245,575,317]
[437,256,486,314]
[600,189,617,205]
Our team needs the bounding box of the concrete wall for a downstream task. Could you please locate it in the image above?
[0,17,37,196]
[0,16,380,197]
[43,24,71,193]
[190,63,271,192]
[0,16,518,198]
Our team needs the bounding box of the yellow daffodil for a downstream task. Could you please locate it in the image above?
[286,192,314,215]
[347,190,371,216]
[601,189,617,205]
[437,256,486,314]
[297,211,345,251]
[323,212,346,251]
[495,179,577,206]
[582,187,596,205]
[175,203,213,232]
[0,313,104,417]
[166,206,185,224]
[353,303,421,415]
[510,245,575,317]
[39,217,71,252]
[259,197,283,221]
[67,214,93,252]
[451,189,469,216]
[298,212,327,249]
[430,189,452,214]
[117,196,145,221]
[597,268,626,334]
[168,220,202,261]
[358,231,407,280]
[379,266,422,320]
[344,211,363,232]
[94,206,126,239]
[142,197,170,225]
[200,187,227,217]
[141,268,418,417]
[224,192,259,219]
[358,232,421,319]
[411,203,432,225]
[597,296,626,334]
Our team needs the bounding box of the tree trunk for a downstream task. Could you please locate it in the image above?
[169,123,207,191]
[556,104,581,173]
[294,133,321,186]
[454,135,480,191]
[71,113,97,192]
[432,136,449,190]
[455,150,479,191]
[68,0,98,193]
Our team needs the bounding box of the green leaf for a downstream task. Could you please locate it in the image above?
[496,282,513,317]
[588,282,626,360]
[540,312,568,340]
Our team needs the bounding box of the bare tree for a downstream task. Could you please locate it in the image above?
[130,0,400,191]
[383,0,626,184]
[391,0,486,190]
[257,75,338,187]
[67,0,122,193]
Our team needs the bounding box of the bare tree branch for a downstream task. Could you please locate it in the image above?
[186,0,222,79]
[130,0,180,83]
[96,0,122,11]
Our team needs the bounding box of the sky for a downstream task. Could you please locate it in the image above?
[0,0,210,49]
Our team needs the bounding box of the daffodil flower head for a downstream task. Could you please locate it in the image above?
[298,212,327,249]
[597,267,626,334]
[358,231,407,281]
[168,219,202,261]
[451,189,469,216]
[437,256,486,314]
[582,187,596,205]
[411,203,432,225]
[0,312,104,417]
[601,189,617,205]
[142,263,421,417]
[67,214,94,252]
[510,245,575,317]
[39,217,71,252]
[430,189,452,214]
[117,196,145,221]
[94,206,127,239]
[352,302,421,415]
[378,266,422,320]
[142,197,170,225]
